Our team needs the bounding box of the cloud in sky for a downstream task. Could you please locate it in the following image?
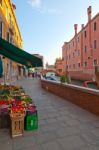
[28,0,62,15]
[28,0,41,8]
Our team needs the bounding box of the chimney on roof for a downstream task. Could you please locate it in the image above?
[81,24,84,29]
[12,3,16,12]
[74,24,78,35]
[87,6,92,22]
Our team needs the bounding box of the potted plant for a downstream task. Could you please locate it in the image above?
[60,75,70,84]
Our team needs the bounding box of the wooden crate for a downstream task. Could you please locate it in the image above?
[10,113,25,138]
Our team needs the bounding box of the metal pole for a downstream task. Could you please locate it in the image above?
[2,56,6,85]
[10,60,12,85]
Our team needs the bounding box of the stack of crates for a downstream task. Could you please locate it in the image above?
[25,110,38,131]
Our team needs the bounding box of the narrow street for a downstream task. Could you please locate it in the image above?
[1,78,99,150]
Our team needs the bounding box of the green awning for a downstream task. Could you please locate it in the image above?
[0,38,43,67]
[0,47,28,66]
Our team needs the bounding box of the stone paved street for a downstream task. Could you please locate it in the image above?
[0,78,99,150]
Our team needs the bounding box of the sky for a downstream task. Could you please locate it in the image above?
[12,0,99,65]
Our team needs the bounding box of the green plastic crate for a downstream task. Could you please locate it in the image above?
[25,113,38,131]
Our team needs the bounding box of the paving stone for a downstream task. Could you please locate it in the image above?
[80,145,99,150]
[59,110,70,115]
[38,119,47,126]
[66,118,81,126]
[34,131,57,144]
[91,128,99,138]
[41,141,63,150]
[14,145,42,150]
[40,123,59,132]
[56,126,80,138]
[80,132,99,144]
[79,123,96,133]
[46,118,58,123]
[56,115,70,121]
[91,120,99,128]
[58,135,86,150]
[77,113,99,123]
[59,121,69,128]
[0,140,12,150]
[0,129,11,142]
[13,136,36,150]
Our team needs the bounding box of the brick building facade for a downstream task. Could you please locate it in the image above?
[55,58,63,76]
[62,6,99,81]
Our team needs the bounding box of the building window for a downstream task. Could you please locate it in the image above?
[94,40,97,49]
[0,0,2,6]
[78,37,79,42]
[9,14,12,27]
[84,62,87,67]
[10,37,12,43]
[78,63,80,68]
[58,69,62,73]
[67,65,68,69]
[69,55,71,59]
[94,59,97,66]
[94,22,96,31]
[0,22,3,38]
[7,64,9,74]
[17,35,18,41]
[73,64,75,69]
[73,52,75,58]
[85,45,87,53]
[7,32,10,42]
[6,6,9,20]
[84,31,87,38]
[73,41,74,46]
[78,50,80,56]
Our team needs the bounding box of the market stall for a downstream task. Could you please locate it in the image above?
[0,85,38,138]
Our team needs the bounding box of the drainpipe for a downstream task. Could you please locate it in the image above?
[74,24,78,51]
